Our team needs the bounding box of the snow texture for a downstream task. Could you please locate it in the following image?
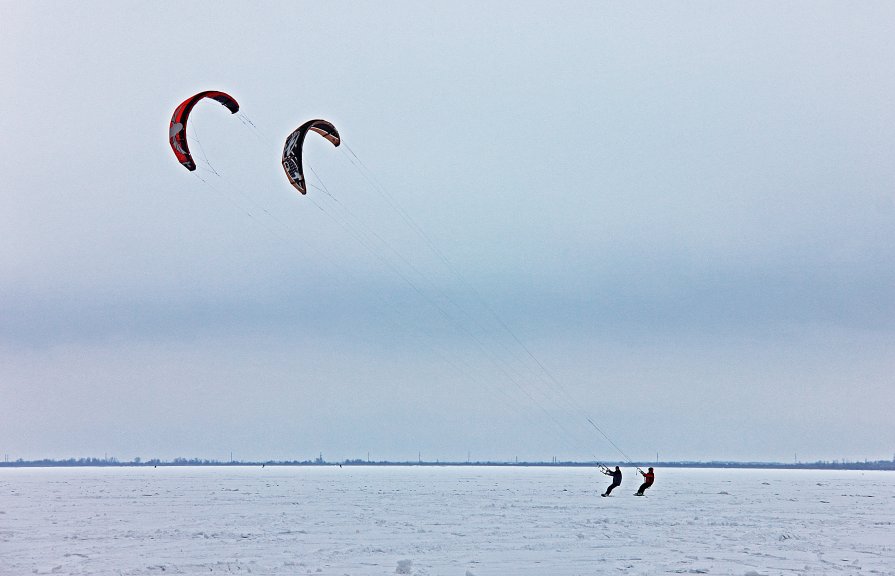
[1,466,893,575]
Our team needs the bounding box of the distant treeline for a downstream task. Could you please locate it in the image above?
[1,457,893,470]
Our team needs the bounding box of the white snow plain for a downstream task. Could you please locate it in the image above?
[1,466,893,575]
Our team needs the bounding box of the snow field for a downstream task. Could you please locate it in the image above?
[1,466,893,575]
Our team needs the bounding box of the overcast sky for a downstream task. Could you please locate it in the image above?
[2,1,893,464]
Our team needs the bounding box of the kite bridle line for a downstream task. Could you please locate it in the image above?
[341,141,640,466]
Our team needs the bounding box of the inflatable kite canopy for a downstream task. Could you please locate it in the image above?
[282,119,341,194]
[169,91,240,171]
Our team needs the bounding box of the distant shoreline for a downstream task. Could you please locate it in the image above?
[2,458,893,471]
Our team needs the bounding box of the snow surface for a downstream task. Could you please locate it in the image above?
[1,466,893,575]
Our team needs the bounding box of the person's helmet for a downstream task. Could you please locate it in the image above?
[648,467,653,471]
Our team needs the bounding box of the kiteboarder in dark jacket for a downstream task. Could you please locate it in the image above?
[635,467,654,495]
[601,466,622,496]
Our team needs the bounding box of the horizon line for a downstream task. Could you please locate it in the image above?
[2,456,893,471]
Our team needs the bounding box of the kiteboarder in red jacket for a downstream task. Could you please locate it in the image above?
[635,467,654,496]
